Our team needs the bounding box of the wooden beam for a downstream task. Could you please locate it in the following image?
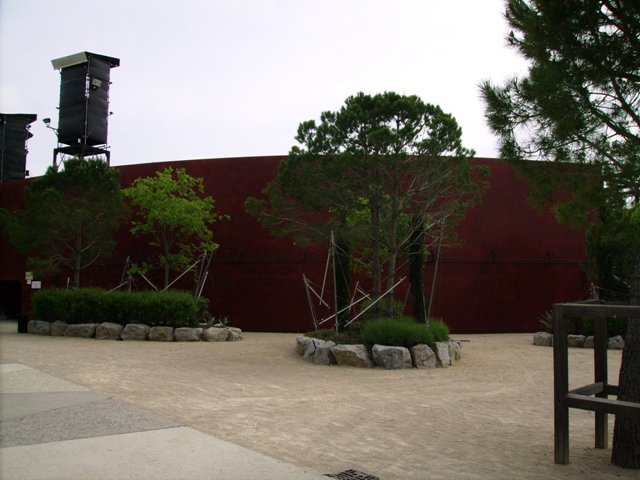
[565,394,640,416]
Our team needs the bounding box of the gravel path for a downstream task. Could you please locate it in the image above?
[0,322,635,479]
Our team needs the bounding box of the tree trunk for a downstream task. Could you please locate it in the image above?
[72,250,81,289]
[72,268,80,289]
[164,254,171,289]
[334,237,351,330]
[384,207,400,318]
[408,215,426,323]
[370,199,382,319]
[611,250,640,469]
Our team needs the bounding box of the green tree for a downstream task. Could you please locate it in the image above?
[124,167,226,288]
[246,125,355,328]
[293,92,486,317]
[480,0,640,468]
[248,92,486,322]
[1,157,127,288]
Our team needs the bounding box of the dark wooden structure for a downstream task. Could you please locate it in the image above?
[553,301,640,464]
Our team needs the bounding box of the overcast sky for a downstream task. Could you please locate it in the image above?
[1,0,528,178]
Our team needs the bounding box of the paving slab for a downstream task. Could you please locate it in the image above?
[1,427,326,480]
[0,356,328,480]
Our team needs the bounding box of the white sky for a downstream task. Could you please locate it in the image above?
[1,0,528,178]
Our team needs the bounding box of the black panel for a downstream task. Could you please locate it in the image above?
[0,114,35,182]
[86,57,111,145]
[57,64,88,145]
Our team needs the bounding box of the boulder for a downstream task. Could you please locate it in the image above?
[226,328,243,341]
[149,326,174,342]
[583,336,594,349]
[449,341,462,363]
[296,335,314,355]
[313,341,337,366]
[28,320,51,336]
[121,323,150,341]
[302,339,333,362]
[202,327,228,342]
[533,332,553,347]
[174,327,203,342]
[410,344,437,369]
[372,345,411,370]
[96,322,124,340]
[608,335,625,350]
[567,334,586,348]
[65,323,99,338]
[330,344,374,368]
[50,320,68,337]
[434,342,451,368]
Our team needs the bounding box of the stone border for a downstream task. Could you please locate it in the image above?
[296,335,462,369]
[26,320,243,342]
[532,331,624,349]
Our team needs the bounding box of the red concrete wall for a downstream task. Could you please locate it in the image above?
[0,156,588,333]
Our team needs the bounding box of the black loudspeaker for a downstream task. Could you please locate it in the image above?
[0,113,36,182]
[53,52,119,148]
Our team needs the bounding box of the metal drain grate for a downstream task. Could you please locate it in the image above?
[325,469,380,480]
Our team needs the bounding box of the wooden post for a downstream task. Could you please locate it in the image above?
[553,304,570,464]
[594,316,608,449]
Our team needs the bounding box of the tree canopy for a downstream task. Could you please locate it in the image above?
[1,157,128,288]
[480,0,640,468]
[124,167,227,288]
[248,91,487,322]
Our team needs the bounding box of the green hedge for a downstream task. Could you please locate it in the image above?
[32,288,206,328]
[361,316,450,351]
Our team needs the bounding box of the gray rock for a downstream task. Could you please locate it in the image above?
[449,341,462,363]
[50,320,68,336]
[313,341,337,365]
[608,335,625,350]
[372,345,411,370]
[174,327,202,342]
[225,328,243,341]
[302,339,334,362]
[28,320,51,336]
[434,342,451,368]
[202,327,228,342]
[330,344,374,368]
[296,335,313,355]
[121,323,150,341]
[583,336,594,348]
[410,344,437,369]
[533,332,553,347]
[96,322,124,340]
[149,326,174,342]
[567,334,586,348]
[65,323,99,338]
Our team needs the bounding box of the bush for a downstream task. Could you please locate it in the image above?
[428,318,450,343]
[581,316,628,338]
[32,288,206,328]
[361,316,449,351]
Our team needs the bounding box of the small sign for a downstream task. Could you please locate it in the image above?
[25,272,33,281]
[31,281,42,289]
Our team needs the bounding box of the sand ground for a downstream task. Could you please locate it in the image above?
[0,322,637,480]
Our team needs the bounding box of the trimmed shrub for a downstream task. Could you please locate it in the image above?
[32,288,205,328]
[362,316,436,350]
[428,318,450,343]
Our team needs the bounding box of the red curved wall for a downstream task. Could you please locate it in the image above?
[0,156,588,333]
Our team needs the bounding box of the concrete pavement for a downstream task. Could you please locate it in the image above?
[0,359,329,480]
